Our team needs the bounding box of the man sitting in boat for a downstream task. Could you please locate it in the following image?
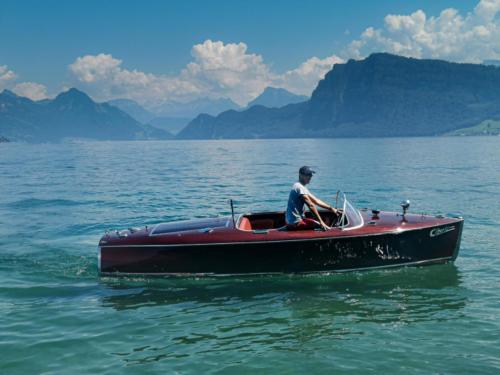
[286,166,339,231]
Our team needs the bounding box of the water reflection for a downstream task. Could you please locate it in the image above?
[97,265,467,364]
[101,264,466,322]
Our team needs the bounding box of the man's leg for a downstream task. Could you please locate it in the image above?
[287,218,320,230]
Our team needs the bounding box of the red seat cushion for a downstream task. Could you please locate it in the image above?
[239,217,252,230]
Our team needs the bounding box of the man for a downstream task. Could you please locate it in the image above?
[286,166,339,231]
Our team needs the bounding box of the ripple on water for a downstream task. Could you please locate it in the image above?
[6,198,90,208]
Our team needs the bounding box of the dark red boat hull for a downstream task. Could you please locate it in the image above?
[99,218,463,276]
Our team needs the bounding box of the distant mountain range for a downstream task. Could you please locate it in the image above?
[246,87,308,108]
[1,85,308,142]
[178,53,500,139]
[107,88,307,135]
[0,88,172,142]
[151,97,241,118]
[107,98,156,124]
[146,116,191,135]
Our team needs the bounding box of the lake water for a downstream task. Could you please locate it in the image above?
[0,137,499,374]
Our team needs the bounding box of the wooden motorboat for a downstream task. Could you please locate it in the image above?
[98,194,463,276]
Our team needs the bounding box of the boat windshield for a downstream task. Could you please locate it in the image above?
[338,193,364,230]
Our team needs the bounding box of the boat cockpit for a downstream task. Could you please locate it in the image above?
[237,193,364,232]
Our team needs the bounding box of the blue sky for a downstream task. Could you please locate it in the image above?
[0,0,493,106]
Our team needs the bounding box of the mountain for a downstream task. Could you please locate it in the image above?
[106,98,190,134]
[152,97,241,118]
[177,104,307,139]
[446,119,500,136]
[246,87,308,108]
[0,88,172,142]
[302,53,500,136]
[107,98,156,123]
[178,53,500,139]
[483,59,500,66]
[106,97,230,134]
[147,117,191,135]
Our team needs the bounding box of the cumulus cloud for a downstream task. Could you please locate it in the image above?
[346,0,500,63]
[69,54,123,83]
[69,40,342,106]
[70,52,207,105]
[278,55,344,94]
[184,40,273,104]
[0,65,17,89]
[12,82,48,101]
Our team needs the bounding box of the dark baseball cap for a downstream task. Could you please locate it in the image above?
[299,166,316,176]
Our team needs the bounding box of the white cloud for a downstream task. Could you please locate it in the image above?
[69,54,122,83]
[278,55,344,95]
[69,52,205,106]
[475,0,500,20]
[346,0,500,63]
[0,65,17,89]
[184,40,273,104]
[68,40,342,106]
[12,82,48,101]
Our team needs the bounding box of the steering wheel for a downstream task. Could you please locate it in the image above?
[330,190,347,226]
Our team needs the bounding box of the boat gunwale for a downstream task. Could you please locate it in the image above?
[99,219,463,248]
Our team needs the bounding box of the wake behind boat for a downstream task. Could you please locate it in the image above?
[98,194,464,276]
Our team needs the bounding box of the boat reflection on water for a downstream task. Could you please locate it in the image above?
[100,264,466,327]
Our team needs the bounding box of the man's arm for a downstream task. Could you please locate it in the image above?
[303,195,330,230]
[308,193,339,214]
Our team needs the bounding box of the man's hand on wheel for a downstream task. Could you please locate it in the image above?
[329,206,339,215]
[320,222,331,231]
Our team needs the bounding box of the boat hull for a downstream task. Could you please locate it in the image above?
[99,220,463,276]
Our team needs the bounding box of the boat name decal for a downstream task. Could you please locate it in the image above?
[430,226,455,237]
